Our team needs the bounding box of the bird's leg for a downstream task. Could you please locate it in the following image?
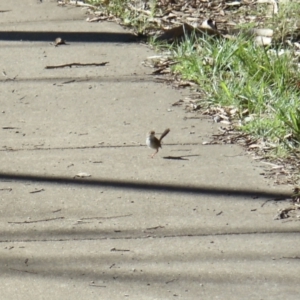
[151,149,159,158]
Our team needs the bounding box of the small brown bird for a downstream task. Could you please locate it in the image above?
[146,128,170,158]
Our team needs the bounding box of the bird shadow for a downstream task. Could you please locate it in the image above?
[163,155,200,160]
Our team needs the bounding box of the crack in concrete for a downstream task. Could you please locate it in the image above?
[0,143,202,152]
[1,230,299,244]
[0,74,155,83]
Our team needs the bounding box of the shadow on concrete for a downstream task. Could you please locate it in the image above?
[163,155,200,160]
[0,172,290,200]
[0,31,139,43]
[2,231,300,285]
[0,174,298,286]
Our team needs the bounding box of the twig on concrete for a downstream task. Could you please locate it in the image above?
[62,80,76,84]
[29,188,45,194]
[261,197,286,207]
[45,62,109,69]
[146,225,164,230]
[110,248,130,252]
[8,217,64,224]
[2,126,19,129]
[9,268,37,274]
[87,16,109,22]
[89,284,106,288]
[81,214,132,220]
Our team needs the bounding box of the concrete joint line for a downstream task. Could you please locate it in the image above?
[0,143,202,152]
[0,230,298,244]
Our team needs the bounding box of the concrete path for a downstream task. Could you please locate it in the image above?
[0,1,299,299]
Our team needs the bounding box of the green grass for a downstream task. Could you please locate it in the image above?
[170,32,300,155]
[266,1,300,43]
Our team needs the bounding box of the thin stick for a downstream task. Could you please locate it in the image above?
[9,268,37,274]
[8,217,64,224]
[81,214,132,220]
[29,188,45,194]
[45,62,109,69]
[89,284,106,288]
